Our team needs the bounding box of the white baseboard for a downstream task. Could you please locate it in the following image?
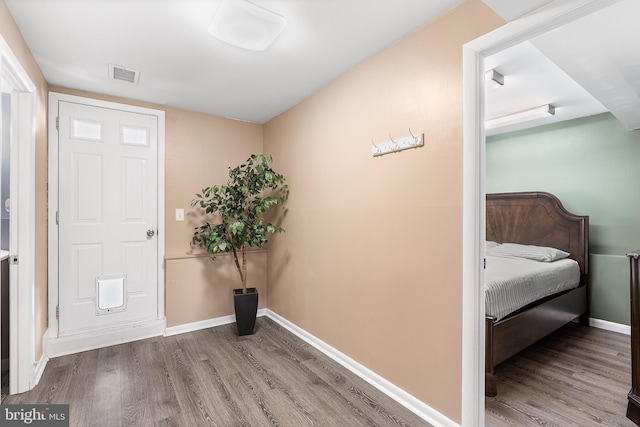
[589,317,630,335]
[164,308,268,337]
[34,328,50,385]
[264,309,459,427]
[34,353,48,386]
[47,318,166,358]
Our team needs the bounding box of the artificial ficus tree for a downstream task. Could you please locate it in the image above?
[191,154,288,294]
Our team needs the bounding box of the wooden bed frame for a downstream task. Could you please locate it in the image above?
[485,191,589,397]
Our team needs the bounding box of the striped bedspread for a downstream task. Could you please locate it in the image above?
[485,255,580,321]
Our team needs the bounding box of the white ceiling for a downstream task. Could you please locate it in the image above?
[6,0,640,132]
[484,41,609,136]
[532,0,640,131]
[481,0,554,22]
[5,0,464,123]
[483,0,640,135]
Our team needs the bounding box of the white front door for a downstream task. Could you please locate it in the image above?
[57,101,159,336]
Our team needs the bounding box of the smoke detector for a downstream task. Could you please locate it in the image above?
[108,64,140,85]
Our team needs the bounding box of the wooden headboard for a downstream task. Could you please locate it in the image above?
[486,192,589,284]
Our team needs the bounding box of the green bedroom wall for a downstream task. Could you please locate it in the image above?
[486,112,640,325]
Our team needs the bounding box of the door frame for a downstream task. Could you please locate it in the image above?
[0,34,37,395]
[461,0,621,425]
[47,92,166,355]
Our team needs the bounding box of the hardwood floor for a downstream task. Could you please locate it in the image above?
[486,322,636,427]
[8,317,632,426]
[3,317,432,427]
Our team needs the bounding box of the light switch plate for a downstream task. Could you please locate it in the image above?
[175,208,184,221]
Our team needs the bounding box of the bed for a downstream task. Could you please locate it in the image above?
[484,191,589,397]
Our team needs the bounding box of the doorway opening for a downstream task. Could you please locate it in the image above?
[461,0,622,425]
[0,34,37,397]
[0,90,10,400]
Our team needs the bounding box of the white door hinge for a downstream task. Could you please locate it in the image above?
[56,211,59,225]
[56,305,59,320]
[56,116,59,131]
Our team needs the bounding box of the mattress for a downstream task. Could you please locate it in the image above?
[485,255,580,321]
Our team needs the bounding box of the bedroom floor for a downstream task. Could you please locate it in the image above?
[485,322,635,426]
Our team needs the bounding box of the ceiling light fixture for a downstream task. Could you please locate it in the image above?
[485,104,555,132]
[485,69,504,87]
[208,0,287,51]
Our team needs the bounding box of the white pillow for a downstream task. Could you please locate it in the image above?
[486,242,570,262]
[485,241,500,251]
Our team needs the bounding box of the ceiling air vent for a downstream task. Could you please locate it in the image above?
[108,64,140,85]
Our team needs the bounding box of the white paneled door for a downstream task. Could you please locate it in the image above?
[57,101,158,336]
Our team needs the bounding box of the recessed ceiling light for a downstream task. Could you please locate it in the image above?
[208,0,287,52]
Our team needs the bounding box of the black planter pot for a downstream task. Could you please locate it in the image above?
[233,287,258,336]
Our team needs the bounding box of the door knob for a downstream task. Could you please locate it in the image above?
[146,229,155,238]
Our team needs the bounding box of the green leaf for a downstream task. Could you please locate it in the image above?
[190,154,288,280]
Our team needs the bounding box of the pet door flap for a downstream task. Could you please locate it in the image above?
[96,274,127,315]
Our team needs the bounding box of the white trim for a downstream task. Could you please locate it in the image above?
[461,1,622,425]
[164,308,268,337]
[157,109,166,322]
[34,347,48,385]
[47,95,58,338]
[589,317,630,335]
[34,359,47,384]
[47,92,166,347]
[0,34,37,396]
[265,309,459,427]
[34,328,49,384]
[15,90,36,394]
[461,38,486,427]
[47,318,166,358]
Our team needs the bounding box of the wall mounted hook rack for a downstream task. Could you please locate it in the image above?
[371,129,424,157]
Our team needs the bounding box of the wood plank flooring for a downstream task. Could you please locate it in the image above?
[486,322,636,427]
[3,317,432,427]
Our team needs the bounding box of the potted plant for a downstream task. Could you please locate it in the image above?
[191,154,288,335]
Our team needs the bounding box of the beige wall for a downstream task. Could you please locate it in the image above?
[263,0,503,422]
[162,106,265,326]
[0,0,49,360]
[3,0,506,421]
[50,86,265,328]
